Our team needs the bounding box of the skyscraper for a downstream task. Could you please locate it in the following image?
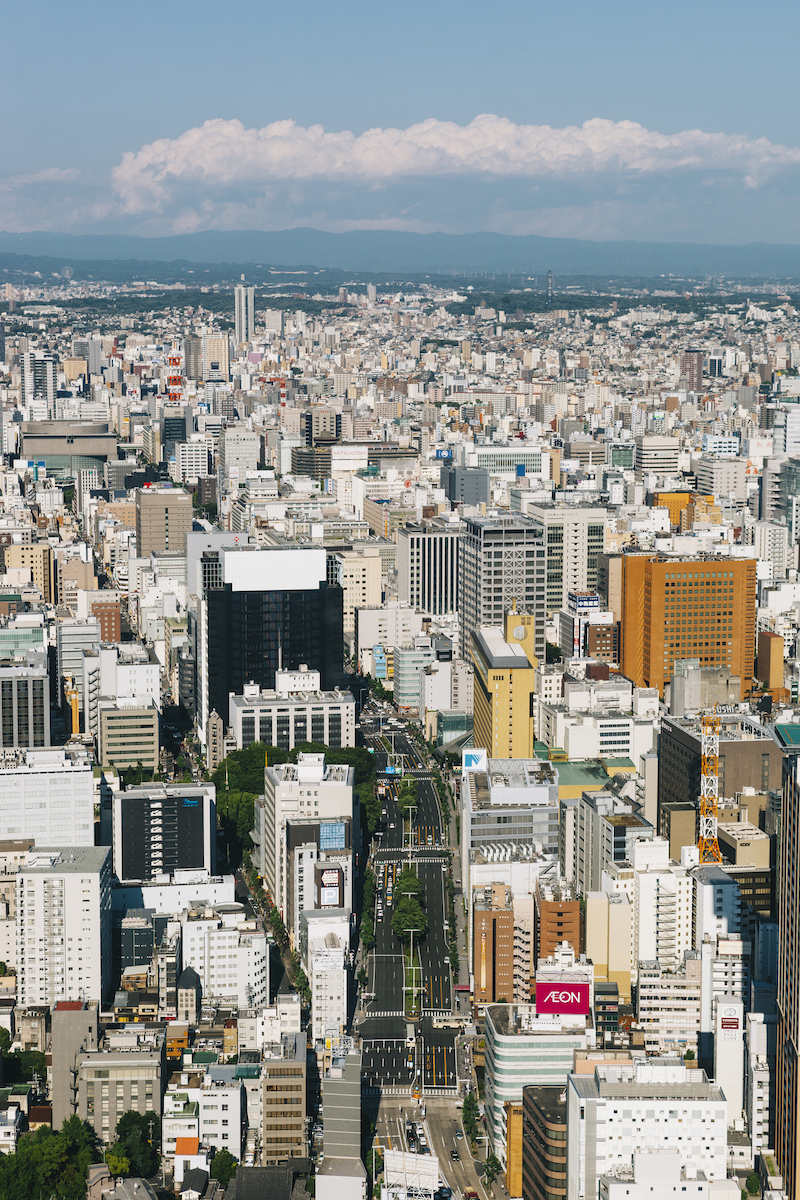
[196,545,344,743]
[234,284,255,344]
[135,485,193,557]
[526,503,607,615]
[619,552,756,698]
[458,512,545,662]
[681,348,704,391]
[184,335,202,381]
[20,352,57,418]
[396,518,460,615]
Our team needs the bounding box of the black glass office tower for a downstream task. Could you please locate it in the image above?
[205,581,343,722]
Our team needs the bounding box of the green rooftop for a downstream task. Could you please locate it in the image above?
[774,724,800,747]
[600,757,637,771]
[555,761,611,788]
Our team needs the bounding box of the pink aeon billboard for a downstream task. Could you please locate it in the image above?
[536,982,591,1015]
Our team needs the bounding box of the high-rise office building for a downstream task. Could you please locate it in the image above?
[681,348,704,391]
[0,651,49,748]
[471,612,537,759]
[634,434,681,481]
[16,846,112,1008]
[201,335,229,382]
[619,552,756,698]
[218,426,260,494]
[396,517,460,616]
[20,353,57,418]
[135,485,193,557]
[197,546,344,742]
[458,512,546,662]
[184,335,202,381]
[112,783,216,881]
[234,285,255,345]
[526,504,606,615]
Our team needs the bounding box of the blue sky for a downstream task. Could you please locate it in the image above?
[5,0,800,243]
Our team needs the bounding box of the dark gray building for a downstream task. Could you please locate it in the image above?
[440,464,490,506]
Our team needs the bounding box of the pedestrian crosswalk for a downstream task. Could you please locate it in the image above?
[363,1009,405,1018]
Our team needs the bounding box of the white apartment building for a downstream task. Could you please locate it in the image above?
[255,754,354,914]
[237,994,302,1051]
[170,438,212,484]
[16,845,112,1007]
[636,955,702,1056]
[355,601,424,663]
[567,1059,728,1200]
[218,427,260,494]
[632,840,694,973]
[161,1091,200,1163]
[745,1011,777,1157]
[170,1067,246,1161]
[0,748,94,846]
[177,906,268,1008]
[751,521,791,580]
[307,933,348,1043]
[82,644,161,737]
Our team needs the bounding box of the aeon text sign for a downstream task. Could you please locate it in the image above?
[536,982,591,1015]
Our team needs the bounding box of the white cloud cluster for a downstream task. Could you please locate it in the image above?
[111,114,800,212]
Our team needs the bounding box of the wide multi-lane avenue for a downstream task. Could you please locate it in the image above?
[357,706,459,1098]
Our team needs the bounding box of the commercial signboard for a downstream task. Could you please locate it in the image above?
[535,982,591,1015]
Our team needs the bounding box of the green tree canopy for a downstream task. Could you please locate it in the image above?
[210,1149,238,1187]
[484,1151,502,1186]
[114,1110,161,1177]
[391,895,427,944]
[0,1117,100,1200]
[393,867,422,898]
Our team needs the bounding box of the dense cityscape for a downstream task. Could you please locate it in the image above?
[0,260,796,1200]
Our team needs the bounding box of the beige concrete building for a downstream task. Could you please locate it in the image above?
[98,698,159,772]
[332,548,382,642]
[262,1032,307,1163]
[135,486,192,558]
[718,821,771,868]
[58,558,96,611]
[585,890,633,1003]
[3,543,54,602]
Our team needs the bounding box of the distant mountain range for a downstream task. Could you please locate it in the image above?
[3,227,800,278]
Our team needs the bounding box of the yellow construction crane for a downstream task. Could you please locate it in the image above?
[698,707,723,864]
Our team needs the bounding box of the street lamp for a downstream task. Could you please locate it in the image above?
[405,802,417,847]
[404,925,421,1018]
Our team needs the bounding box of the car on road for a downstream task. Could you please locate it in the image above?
[450,1150,460,1162]
[455,1129,463,1139]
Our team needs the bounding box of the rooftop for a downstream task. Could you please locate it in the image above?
[21,846,110,874]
